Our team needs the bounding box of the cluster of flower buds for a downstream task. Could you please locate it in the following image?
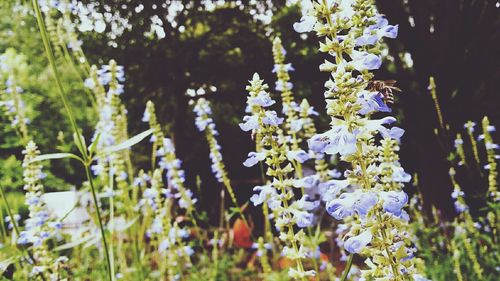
[193,98,228,184]
[479,117,499,201]
[241,74,317,279]
[294,0,427,280]
[0,48,30,140]
[464,121,481,165]
[193,96,246,219]
[453,133,467,166]
[88,60,127,176]
[451,217,484,280]
[460,118,498,241]
[272,37,296,131]
[449,168,468,214]
[19,141,66,279]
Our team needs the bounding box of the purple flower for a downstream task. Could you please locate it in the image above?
[380,127,405,141]
[287,149,310,163]
[250,184,277,207]
[326,190,378,220]
[239,115,259,131]
[354,191,378,216]
[373,94,392,112]
[319,179,350,202]
[451,189,464,199]
[391,166,411,182]
[243,151,267,167]
[251,91,275,107]
[326,194,355,220]
[380,190,408,216]
[308,124,357,156]
[357,90,391,115]
[262,111,284,126]
[454,201,468,213]
[381,24,399,39]
[344,230,372,254]
[275,80,293,92]
[293,175,319,189]
[292,209,314,228]
[355,33,379,46]
[272,63,295,73]
[296,195,320,211]
[349,51,382,71]
[293,15,316,33]
[290,119,304,133]
[363,116,397,135]
[369,16,399,39]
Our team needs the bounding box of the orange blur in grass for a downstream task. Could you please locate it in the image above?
[232,218,253,248]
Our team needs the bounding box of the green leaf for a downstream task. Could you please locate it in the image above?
[88,132,101,157]
[31,153,82,163]
[73,133,87,156]
[102,128,154,154]
[0,255,19,273]
[54,234,95,251]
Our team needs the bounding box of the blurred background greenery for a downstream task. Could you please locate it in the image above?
[0,0,498,224]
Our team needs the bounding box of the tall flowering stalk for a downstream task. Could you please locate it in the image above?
[87,61,126,174]
[141,101,197,279]
[479,117,499,243]
[272,37,329,272]
[241,74,317,280]
[0,48,30,143]
[294,0,426,280]
[193,97,247,225]
[86,60,134,218]
[143,101,197,217]
[454,133,467,166]
[142,169,193,280]
[480,117,499,200]
[271,37,314,176]
[464,121,481,166]
[272,37,297,138]
[19,141,67,280]
[447,180,484,281]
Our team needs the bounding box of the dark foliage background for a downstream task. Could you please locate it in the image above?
[1,0,499,223]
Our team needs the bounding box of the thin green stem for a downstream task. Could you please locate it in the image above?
[0,201,6,240]
[339,254,354,281]
[32,0,87,160]
[85,165,113,281]
[268,133,307,281]
[0,185,21,237]
[108,171,115,280]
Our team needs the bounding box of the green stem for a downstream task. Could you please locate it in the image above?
[339,254,354,281]
[0,185,21,238]
[108,171,115,280]
[85,165,113,281]
[0,201,6,241]
[32,0,87,159]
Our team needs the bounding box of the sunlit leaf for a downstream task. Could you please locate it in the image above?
[31,153,82,163]
[102,128,154,154]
